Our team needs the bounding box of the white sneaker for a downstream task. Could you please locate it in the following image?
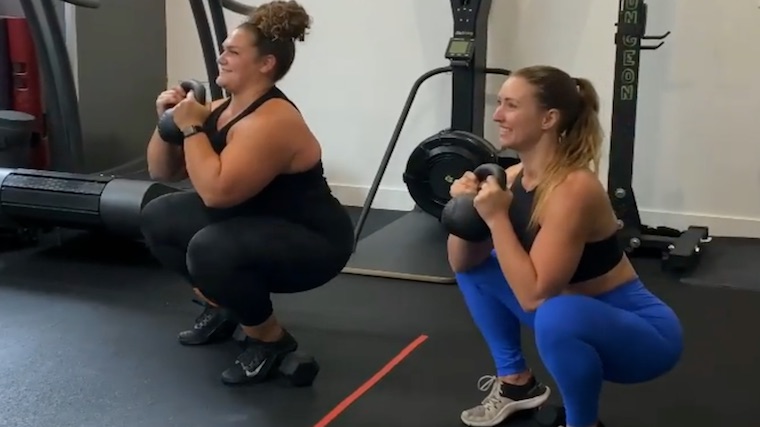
[460,375,551,427]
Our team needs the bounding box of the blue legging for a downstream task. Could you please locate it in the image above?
[456,253,683,427]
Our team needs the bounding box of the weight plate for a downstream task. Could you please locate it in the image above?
[403,129,499,219]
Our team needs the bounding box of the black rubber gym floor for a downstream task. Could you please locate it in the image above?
[0,207,758,427]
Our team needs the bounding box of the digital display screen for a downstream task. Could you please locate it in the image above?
[448,39,471,54]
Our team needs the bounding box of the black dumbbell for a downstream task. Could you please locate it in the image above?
[231,326,319,387]
[532,405,565,427]
[278,351,320,387]
[441,163,507,242]
[157,79,207,145]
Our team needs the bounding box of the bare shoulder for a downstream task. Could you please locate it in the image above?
[554,169,605,203]
[229,99,307,158]
[241,98,303,131]
[505,163,523,189]
[538,169,609,237]
[545,169,609,224]
[259,98,302,119]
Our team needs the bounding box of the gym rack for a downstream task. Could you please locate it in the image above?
[608,0,709,273]
[344,0,512,284]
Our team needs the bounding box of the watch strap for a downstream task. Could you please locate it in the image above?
[182,125,204,139]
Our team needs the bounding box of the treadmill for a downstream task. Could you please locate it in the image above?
[0,0,250,240]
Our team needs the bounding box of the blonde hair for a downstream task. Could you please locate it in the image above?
[512,66,604,229]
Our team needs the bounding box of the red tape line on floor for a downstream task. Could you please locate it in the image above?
[313,334,429,427]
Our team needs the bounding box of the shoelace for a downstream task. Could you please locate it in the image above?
[191,299,216,328]
[477,375,497,392]
[476,375,505,411]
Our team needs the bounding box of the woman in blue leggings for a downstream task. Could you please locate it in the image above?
[447,66,683,427]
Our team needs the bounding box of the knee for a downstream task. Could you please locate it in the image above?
[533,295,586,343]
[140,193,178,242]
[185,226,233,286]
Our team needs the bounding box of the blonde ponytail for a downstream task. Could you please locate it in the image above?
[526,76,604,229]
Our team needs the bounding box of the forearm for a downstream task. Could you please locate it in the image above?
[146,127,187,181]
[488,215,541,310]
[447,235,493,272]
[183,133,223,203]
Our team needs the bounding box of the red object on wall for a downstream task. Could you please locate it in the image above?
[5,17,48,169]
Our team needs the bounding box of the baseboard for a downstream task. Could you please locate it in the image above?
[638,209,760,239]
[330,183,760,238]
[330,183,415,212]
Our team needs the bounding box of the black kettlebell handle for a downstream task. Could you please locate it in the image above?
[157,79,207,145]
[439,163,508,242]
[473,163,507,189]
[176,79,207,107]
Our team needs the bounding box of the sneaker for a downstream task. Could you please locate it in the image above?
[460,374,551,427]
[220,329,298,385]
[177,299,238,346]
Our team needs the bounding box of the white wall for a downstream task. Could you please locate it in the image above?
[166,0,760,238]
[167,0,457,210]
[633,0,760,237]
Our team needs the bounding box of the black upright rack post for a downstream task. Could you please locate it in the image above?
[448,0,491,137]
[188,0,223,101]
[608,0,708,273]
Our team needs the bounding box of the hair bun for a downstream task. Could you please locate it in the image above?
[248,0,311,41]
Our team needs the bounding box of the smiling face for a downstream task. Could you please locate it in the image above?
[215,27,277,93]
[492,75,562,152]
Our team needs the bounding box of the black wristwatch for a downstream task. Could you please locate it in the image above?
[181,125,204,139]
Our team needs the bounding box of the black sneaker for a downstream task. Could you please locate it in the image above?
[177,299,238,346]
[220,330,298,385]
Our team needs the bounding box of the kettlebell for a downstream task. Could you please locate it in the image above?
[441,163,508,242]
[157,79,208,145]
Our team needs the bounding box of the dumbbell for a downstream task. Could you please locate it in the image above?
[440,163,507,242]
[278,351,320,387]
[532,405,565,427]
[231,325,319,387]
[157,79,207,145]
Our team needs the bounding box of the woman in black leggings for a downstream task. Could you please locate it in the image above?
[141,0,354,385]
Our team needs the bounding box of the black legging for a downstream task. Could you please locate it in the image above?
[140,191,354,326]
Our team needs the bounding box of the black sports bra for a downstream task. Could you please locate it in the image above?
[199,86,336,225]
[507,171,623,283]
